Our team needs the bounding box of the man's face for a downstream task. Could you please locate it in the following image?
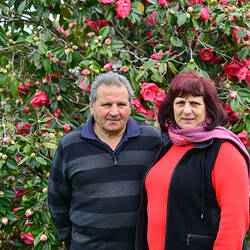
[90,84,131,136]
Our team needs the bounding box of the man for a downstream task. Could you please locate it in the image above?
[48,72,162,250]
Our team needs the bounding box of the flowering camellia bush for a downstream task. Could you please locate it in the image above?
[0,0,249,249]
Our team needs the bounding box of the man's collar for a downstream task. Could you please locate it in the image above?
[81,116,140,140]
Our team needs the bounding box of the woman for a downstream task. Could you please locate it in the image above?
[135,71,249,250]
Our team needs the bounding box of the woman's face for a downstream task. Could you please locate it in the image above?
[173,95,207,129]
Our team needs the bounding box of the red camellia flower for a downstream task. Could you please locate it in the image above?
[62,124,70,133]
[158,0,167,6]
[199,48,214,61]
[16,122,31,135]
[31,91,48,107]
[99,0,116,3]
[104,62,113,71]
[141,82,159,101]
[116,0,131,19]
[78,78,91,92]
[237,131,250,147]
[200,7,209,20]
[20,232,34,245]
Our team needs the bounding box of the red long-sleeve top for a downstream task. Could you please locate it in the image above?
[145,142,249,250]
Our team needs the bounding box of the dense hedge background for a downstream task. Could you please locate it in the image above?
[0,0,249,249]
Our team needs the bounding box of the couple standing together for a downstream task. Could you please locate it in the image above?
[48,71,249,250]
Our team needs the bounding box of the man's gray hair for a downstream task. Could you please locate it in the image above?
[89,71,134,105]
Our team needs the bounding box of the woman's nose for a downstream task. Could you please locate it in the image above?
[183,103,192,114]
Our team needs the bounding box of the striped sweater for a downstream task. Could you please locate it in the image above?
[48,117,161,250]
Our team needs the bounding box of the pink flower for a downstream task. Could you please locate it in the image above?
[97,19,111,30]
[132,97,155,119]
[237,131,250,147]
[158,0,167,6]
[78,78,91,91]
[105,38,111,45]
[141,83,159,101]
[54,108,61,118]
[31,91,48,107]
[20,232,34,245]
[230,91,237,98]
[40,234,47,242]
[199,48,214,61]
[104,62,113,71]
[188,0,203,5]
[16,122,31,135]
[200,8,209,20]
[65,48,71,55]
[25,208,34,218]
[62,124,70,133]
[2,137,10,143]
[155,90,166,102]
[86,18,98,33]
[13,207,24,219]
[81,69,89,76]
[147,11,157,26]
[2,217,8,225]
[222,57,250,83]
[69,22,76,28]
[116,0,131,19]
[25,220,33,226]
[47,52,53,58]
[99,0,116,3]
[150,52,163,60]
[121,66,129,72]
[14,188,26,201]
[211,56,223,65]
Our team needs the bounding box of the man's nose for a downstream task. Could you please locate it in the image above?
[110,105,119,116]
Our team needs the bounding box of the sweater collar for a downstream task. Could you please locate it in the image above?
[81,116,140,140]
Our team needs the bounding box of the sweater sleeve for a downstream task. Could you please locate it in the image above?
[212,142,249,250]
[48,142,72,248]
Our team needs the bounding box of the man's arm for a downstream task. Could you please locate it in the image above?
[48,142,72,249]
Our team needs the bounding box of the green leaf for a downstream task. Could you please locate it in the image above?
[224,21,231,35]
[216,13,226,24]
[0,197,11,207]
[35,157,47,166]
[34,232,43,247]
[230,96,240,111]
[236,29,247,39]
[41,211,50,224]
[0,31,7,46]
[43,142,57,149]
[132,112,147,122]
[110,41,124,49]
[192,4,203,13]
[17,0,26,14]
[99,26,109,38]
[238,47,249,61]
[42,58,51,74]
[0,73,8,87]
[177,12,187,27]
[170,37,183,47]
[168,61,178,74]
[156,8,167,24]
[10,75,19,98]
[179,0,187,6]
[86,49,94,59]
[192,18,199,30]
[6,157,18,170]
[105,8,115,21]
[238,88,250,98]
[142,60,156,69]
[38,42,47,54]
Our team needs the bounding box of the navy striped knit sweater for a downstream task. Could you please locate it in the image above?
[48,118,161,250]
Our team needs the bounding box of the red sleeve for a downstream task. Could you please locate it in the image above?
[212,142,249,250]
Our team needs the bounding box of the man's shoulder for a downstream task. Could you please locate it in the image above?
[135,121,161,138]
[59,126,82,147]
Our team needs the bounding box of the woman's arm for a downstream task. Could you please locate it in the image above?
[212,141,249,250]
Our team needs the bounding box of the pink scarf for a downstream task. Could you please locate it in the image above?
[168,122,249,165]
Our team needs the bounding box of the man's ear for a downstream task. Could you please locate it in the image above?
[89,101,93,114]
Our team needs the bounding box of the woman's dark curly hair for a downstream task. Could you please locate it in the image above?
[158,70,228,131]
